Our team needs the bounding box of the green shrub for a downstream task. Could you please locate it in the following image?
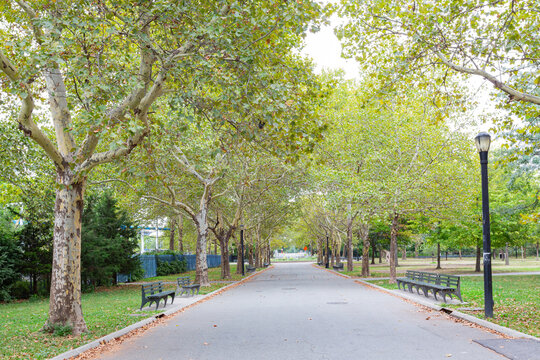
[11,280,31,299]
[0,210,22,301]
[130,264,145,281]
[171,259,187,274]
[81,191,140,286]
[156,259,187,276]
[156,261,173,276]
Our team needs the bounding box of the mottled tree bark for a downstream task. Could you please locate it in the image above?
[389,213,399,283]
[505,243,509,265]
[360,224,370,277]
[178,214,184,253]
[169,216,176,251]
[346,217,354,271]
[47,179,88,335]
[236,236,243,275]
[194,210,209,286]
[219,236,231,279]
[371,239,376,265]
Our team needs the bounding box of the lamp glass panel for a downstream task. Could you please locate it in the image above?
[475,133,491,152]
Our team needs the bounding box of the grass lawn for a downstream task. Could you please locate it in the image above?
[342,258,540,278]
[366,275,540,338]
[0,265,259,360]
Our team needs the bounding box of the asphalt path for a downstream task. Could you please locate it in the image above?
[96,263,505,360]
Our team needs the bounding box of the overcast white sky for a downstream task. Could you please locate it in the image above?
[301,16,360,80]
[300,13,497,138]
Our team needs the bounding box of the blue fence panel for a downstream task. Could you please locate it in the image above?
[118,254,221,282]
[140,255,157,278]
[183,255,196,271]
[207,255,221,268]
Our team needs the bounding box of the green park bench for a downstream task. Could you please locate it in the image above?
[397,270,462,303]
[246,265,256,273]
[140,282,175,310]
[176,276,200,296]
[332,263,344,271]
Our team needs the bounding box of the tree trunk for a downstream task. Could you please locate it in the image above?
[218,235,230,279]
[317,238,323,264]
[360,224,370,277]
[505,243,509,265]
[177,214,184,253]
[459,249,462,260]
[346,218,354,272]
[169,216,176,251]
[236,235,243,275]
[445,250,448,261]
[475,244,481,272]
[389,213,399,283]
[194,210,209,287]
[249,233,255,267]
[47,179,88,335]
[402,246,407,260]
[371,239,376,265]
[436,243,441,269]
[378,245,382,264]
[521,246,525,259]
[536,241,539,261]
[414,242,419,258]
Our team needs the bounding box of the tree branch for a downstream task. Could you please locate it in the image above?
[434,50,540,105]
[0,49,64,167]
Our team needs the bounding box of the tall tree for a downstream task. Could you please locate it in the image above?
[337,0,540,154]
[0,1,323,333]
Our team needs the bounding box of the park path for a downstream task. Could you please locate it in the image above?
[96,263,505,360]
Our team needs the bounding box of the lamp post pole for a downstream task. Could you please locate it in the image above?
[326,235,330,269]
[240,225,245,276]
[475,132,494,318]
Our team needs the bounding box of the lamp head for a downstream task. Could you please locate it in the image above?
[475,132,491,153]
[240,224,244,230]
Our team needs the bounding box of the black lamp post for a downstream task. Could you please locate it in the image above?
[240,224,245,276]
[325,235,330,269]
[475,132,494,318]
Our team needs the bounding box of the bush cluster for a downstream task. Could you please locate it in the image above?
[156,259,187,276]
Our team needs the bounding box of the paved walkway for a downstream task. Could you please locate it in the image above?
[96,263,506,360]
